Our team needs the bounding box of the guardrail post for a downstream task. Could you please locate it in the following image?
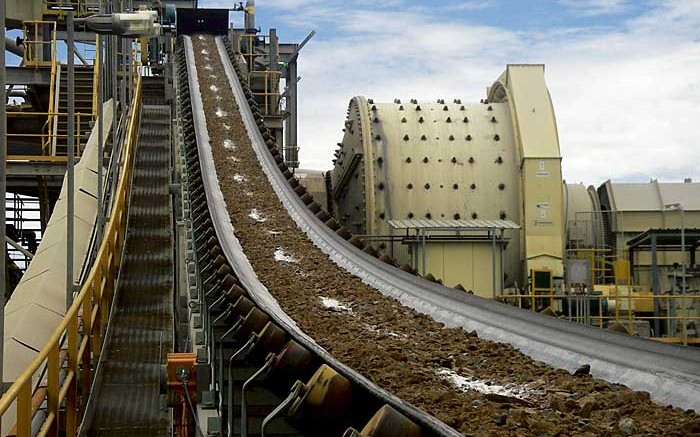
[66,316,79,436]
[92,275,102,359]
[16,383,31,437]
[48,346,59,434]
[82,288,93,413]
[101,254,111,328]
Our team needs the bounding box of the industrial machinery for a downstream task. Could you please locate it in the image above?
[328,72,700,342]
[1,2,700,437]
[567,179,700,341]
[330,66,568,297]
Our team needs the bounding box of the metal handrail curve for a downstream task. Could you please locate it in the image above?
[0,74,142,437]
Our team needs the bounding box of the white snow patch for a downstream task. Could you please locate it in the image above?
[215,108,226,117]
[320,296,352,313]
[232,173,246,183]
[204,64,213,71]
[201,48,209,54]
[226,156,240,163]
[210,84,219,92]
[437,369,539,400]
[197,35,205,40]
[209,74,218,80]
[223,124,231,131]
[365,324,403,338]
[245,191,254,197]
[248,209,267,223]
[223,139,234,149]
[274,248,299,263]
[267,230,282,235]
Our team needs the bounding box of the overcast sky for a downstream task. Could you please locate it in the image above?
[202,1,695,184]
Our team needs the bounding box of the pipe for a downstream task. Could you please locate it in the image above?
[5,237,33,260]
[244,0,256,32]
[5,36,23,57]
[97,30,104,243]
[240,354,274,437]
[227,336,256,437]
[261,383,303,437]
[8,90,26,98]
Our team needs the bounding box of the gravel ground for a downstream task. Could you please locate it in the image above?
[191,35,700,437]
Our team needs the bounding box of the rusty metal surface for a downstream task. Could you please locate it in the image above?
[83,82,174,436]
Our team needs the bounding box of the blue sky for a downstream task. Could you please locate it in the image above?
[250,0,649,37]
[199,0,699,185]
[12,1,692,184]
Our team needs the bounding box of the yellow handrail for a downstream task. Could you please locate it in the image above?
[236,34,281,116]
[92,36,100,116]
[22,21,56,69]
[7,111,95,157]
[45,23,59,156]
[498,292,699,344]
[0,74,143,437]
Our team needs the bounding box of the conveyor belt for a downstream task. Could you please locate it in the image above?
[203,36,700,410]
[176,34,700,437]
[83,79,174,436]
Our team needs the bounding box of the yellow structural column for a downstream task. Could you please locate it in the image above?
[489,65,565,278]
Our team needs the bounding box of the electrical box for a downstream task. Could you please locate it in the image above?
[531,269,553,293]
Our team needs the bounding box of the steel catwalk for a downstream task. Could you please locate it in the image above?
[82,80,174,436]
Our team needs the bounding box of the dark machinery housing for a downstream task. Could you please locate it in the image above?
[176,8,229,35]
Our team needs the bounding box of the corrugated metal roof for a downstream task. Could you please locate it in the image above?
[388,218,520,230]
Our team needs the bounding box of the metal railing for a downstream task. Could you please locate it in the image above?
[5,194,42,272]
[237,34,281,116]
[7,111,94,158]
[0,74,143,437]
[498,290,700,344]
[567,247,614,285]
[22,21,56,69]
[248,70,281,116]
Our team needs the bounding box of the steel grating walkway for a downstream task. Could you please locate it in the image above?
[84,79,173,437]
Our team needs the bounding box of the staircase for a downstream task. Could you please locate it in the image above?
[54,66,95,156]
[83,78,174,436]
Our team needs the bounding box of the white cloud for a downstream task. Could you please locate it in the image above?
[441,1,496,12]
[285,0,699,185]
[558,0,631,16]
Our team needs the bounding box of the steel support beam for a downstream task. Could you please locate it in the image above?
[110,32,118,207]
[6,161,67,176]
[651,235,660,336]
[5,66,51,86]
[55,31,98,43]
[66,11,75,310]
[284,59,297,167]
